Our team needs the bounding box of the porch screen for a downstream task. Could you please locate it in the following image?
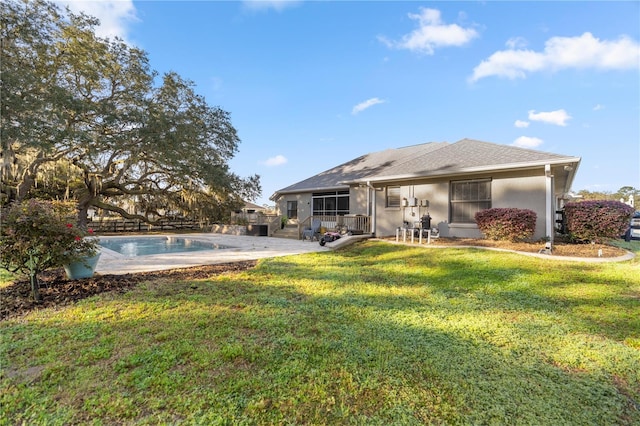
[312,190,349,216]
[450,179,491,223]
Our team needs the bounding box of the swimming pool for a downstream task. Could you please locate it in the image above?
[99,236,233,257]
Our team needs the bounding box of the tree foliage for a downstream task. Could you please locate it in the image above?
[575,186,638,206]
[1,0,260,225]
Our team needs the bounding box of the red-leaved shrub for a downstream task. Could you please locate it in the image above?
[564,200,634,243]
[475,208,537,242]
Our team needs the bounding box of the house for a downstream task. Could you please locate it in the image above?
[231,201,273,223]
[270,138,581,242]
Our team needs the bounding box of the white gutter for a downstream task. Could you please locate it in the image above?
[545,164,554,245]
[367,181,376,236]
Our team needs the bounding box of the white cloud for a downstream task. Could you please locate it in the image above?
[242,0,301,12]
[352,98,386,115]
[378,8,478,55]
[57,0,138,41]
[505,37,528,50]
[514,120,530,128]
[512,136,543,148]
[470,32,640,82]
[593,104,604,111]
[263,155,288,167]
[528,109,572,126]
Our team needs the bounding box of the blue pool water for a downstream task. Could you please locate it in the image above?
[99,237,232,257]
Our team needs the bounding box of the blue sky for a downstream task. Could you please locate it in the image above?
[62,1,639,206]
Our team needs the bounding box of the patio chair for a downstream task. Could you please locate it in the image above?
[302,218,321,242]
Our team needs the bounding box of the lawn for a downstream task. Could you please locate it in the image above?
[1,240,639,424]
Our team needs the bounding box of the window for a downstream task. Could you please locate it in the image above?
[450,179,491,223]
[386,186,401,208]
[286,201,298,219]
[312,191,349,216]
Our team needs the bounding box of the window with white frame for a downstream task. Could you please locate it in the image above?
[450,179,491,223]
[386,186,401,208]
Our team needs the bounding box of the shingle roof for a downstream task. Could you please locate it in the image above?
[274,142,448,194]
[376,138,577,178]
[273,138,580,196]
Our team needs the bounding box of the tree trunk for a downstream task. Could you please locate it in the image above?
[29,273,41,302]
[77,196,91,228]
[16,173,36,201]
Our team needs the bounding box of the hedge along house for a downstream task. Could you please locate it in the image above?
[270,139,581,243]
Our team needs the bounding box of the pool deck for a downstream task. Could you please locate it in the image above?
[96,233,332,275]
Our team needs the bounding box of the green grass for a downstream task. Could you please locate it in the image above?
[0,270,20,288]
[2,241,639,425]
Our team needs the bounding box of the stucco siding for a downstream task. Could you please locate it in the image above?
[372,170,549,239]
[374,181,450,237]
[492,174,547,239]
[277,193,312,220]
[349,186,369,216]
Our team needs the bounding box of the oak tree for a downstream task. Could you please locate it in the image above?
[1,0,260,226]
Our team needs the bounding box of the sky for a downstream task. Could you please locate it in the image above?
[60,0,640,206]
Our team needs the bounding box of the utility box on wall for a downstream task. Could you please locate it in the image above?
[408,197,418,207]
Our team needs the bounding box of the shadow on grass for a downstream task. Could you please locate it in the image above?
[258,242,639,343]
[3,241,639,424]
[4,272,638,425]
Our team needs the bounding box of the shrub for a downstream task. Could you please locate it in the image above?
[564,200,634,243]
[475,208,537,242]
[0,199,99,300]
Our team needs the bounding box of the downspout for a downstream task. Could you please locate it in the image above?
[365,181,376,236]
[545,164,554,246]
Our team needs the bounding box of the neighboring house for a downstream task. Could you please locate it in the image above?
[231,201,273,223]
[270,138,581,242]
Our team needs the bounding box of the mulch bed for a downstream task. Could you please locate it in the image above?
[1,261,257,321]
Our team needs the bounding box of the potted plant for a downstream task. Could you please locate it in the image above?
[61,224,101,280]
[0,200,101,301]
